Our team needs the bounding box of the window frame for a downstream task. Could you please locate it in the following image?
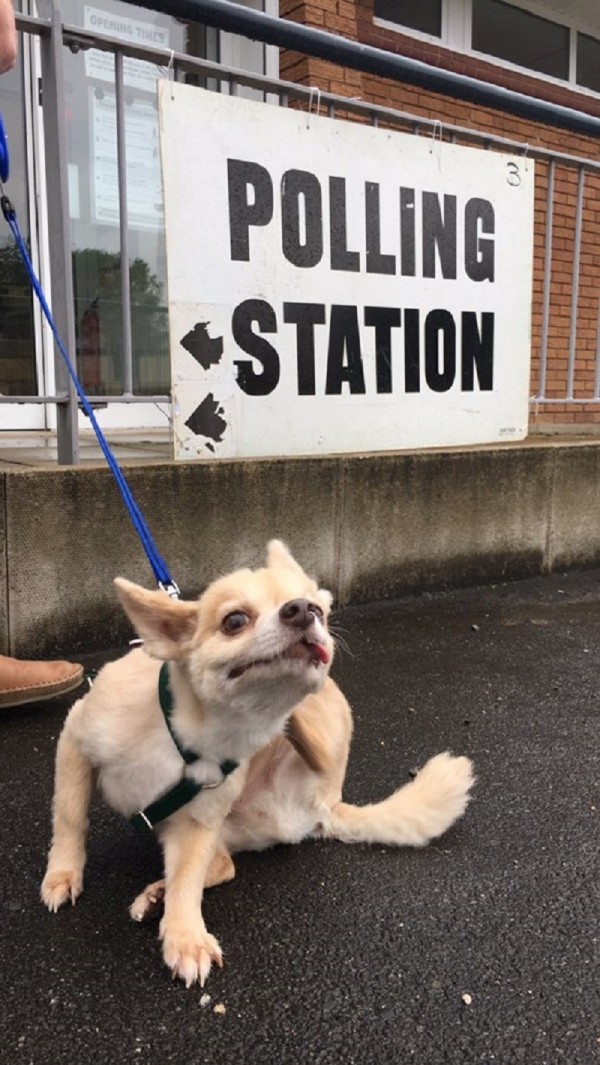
[575,28,600,95]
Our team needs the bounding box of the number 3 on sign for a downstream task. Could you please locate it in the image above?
[507,161,521,186]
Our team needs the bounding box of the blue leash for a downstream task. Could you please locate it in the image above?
[0,113,8,184]
[0,113,179,597]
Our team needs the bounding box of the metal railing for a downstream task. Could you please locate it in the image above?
[1,6,600,460]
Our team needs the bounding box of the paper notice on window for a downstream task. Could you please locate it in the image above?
[84,6,169,93]
[91,90,163,230]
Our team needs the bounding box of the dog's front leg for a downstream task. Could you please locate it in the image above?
[41,706,93,911]
[158,817,223,987]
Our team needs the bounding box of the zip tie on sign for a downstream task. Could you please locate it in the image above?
[306,86,321,129]
[167,49,175,101]
[430,119,443,171]
[0,115,180,600]
[156,48,176,100]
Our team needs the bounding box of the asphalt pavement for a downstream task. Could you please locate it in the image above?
[1,567,599,1065]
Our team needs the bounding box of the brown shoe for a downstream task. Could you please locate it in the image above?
[0,655,84,709]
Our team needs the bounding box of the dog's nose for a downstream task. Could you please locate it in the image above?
[279,598,317,630]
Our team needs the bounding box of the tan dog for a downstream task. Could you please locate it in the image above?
[41,541,474,986]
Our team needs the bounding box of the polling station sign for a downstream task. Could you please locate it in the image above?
[158,82,534,459]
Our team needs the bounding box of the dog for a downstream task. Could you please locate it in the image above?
[41,540,474,987]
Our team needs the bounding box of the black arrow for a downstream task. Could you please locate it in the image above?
[180,322,223,370]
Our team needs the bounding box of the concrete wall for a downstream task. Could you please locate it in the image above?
[3,441,600,658]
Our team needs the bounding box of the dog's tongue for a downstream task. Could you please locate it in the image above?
[309,641,330,665]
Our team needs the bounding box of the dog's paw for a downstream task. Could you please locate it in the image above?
[129,880,166,923]
[40,869,83,912]
[160,919,223,987]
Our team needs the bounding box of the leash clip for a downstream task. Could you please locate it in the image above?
[159,580,181,600]
[1,193,15,222]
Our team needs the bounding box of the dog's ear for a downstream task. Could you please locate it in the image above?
[114,579,198,660]
[266,540,305,577]
[267,541,333,613]
[318,588,334,613]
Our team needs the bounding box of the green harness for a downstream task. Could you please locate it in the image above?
[130,664,238,833]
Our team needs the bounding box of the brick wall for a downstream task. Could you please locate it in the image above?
[280,0,600,434]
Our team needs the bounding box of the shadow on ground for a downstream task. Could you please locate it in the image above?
[1,567,599,1064]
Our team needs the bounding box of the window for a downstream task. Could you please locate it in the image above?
[472,0,569,80]
[60,0,274,400]
[577,32,600,94]
[373,0,442,38]
[373,0,600,97]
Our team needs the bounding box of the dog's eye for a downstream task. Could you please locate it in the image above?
[221,611,250,636]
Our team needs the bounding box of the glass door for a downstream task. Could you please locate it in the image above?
[2,0,279,436]
[0,21,45,430]
[58,0,195,430]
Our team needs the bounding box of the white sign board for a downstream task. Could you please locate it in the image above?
[159,82,534,459]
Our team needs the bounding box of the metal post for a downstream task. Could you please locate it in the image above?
[538,159,555,400]
[40,6,79,464]
[566,166,584,401]
[115,51,133,396]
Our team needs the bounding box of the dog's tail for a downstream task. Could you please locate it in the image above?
[320,752,475,848]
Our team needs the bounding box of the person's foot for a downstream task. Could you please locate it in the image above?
[0,655,84,709]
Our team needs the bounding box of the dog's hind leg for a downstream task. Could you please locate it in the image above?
[41,700,94,911]
[320,752,475,848]
[129,879,166,923]
[129,848,235,923]
[204,847,236,888]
